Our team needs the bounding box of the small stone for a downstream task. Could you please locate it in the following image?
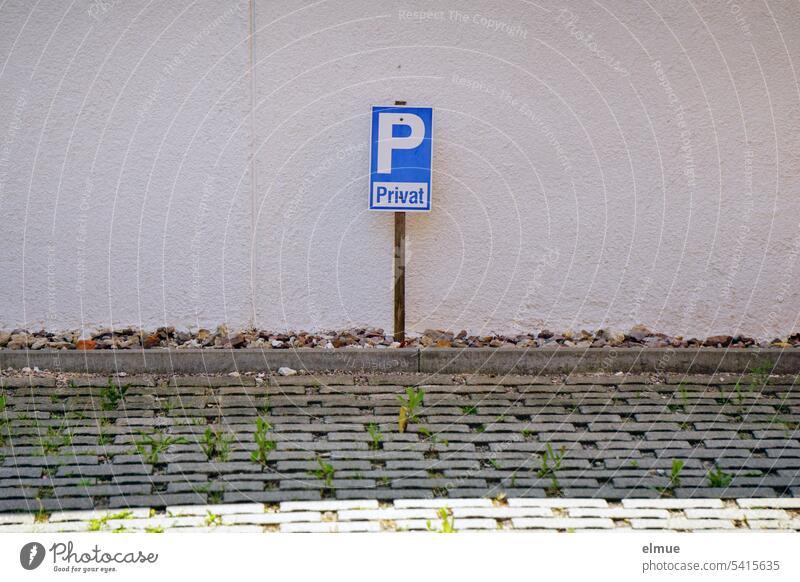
[30,338,48,350]
[0,331,11,346]
[628,324,651,342]
[704,335,732,347]
[8,332,32,349]
[75,339,97,351]
[278,367,297,376]
[91,328,113,340]
[143,334,161,348]
[229,333,246,348]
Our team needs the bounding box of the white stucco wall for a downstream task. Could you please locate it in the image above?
[2,0,800,338]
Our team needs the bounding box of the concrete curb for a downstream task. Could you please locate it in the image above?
[419,347,799,375]
[0,347,796,375]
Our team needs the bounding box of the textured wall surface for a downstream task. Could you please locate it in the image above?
[2,0,799,338]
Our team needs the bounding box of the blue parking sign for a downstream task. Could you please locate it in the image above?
[369,105,433,212]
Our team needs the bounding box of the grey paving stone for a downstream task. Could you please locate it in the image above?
[223,490,321,503]
[622,499,724,509]
[108,493,206,508]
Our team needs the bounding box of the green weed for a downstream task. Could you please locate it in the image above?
[397,387,424,423]
[134,432,187,465]
[201,427,233,461]
[100,378,129,410]
[678,383,689,406]
[426,507,455,533]
[656,459,685,497]
[707,465,733,488]
[537,443,566,496]
[311,457,336,489]
[87,510,133,532]
[750,361,773,390]
[366,423,383,451]
[251,417,276,465]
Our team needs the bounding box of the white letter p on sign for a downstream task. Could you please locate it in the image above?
[376,113,425,173]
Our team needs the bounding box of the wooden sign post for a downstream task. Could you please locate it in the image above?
[394,205,406,344]
[393,100,406,344]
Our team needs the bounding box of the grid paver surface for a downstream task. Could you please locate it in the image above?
[1,372,799,514]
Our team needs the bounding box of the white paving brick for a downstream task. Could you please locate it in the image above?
[167,503,264,516]
[0,522,91,533]
[622,499,724,509]
[737,498,800,509]
[451,507,552,519]
[0,513,35,524]
[631,518,735,530]
[684,509,789,520]
[339,508,438,521]
[568,508,670,519]
[172,526,265,533]
[394,499,493,509]
[395,518,497,531]
[750,519,800,530]
[512,518,615,529]
[508,498,608,508]
[116,516,207,529]
[280,500,379,512]
[281,521,382,533]
[4,498,799,532]
[224,511,322,525]
[50,508,151,522]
